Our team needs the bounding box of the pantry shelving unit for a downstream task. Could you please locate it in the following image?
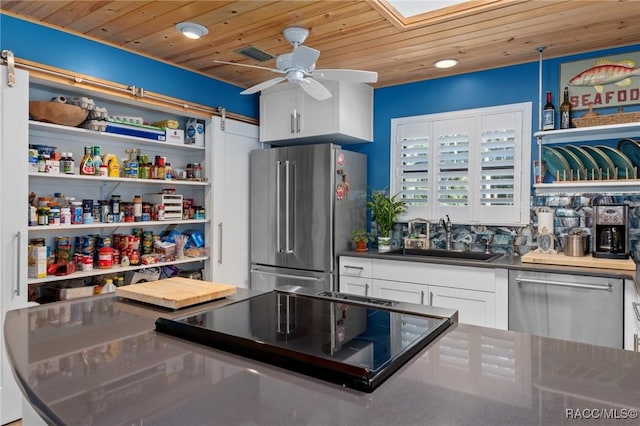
[533,122,640,194]
[26,80,213,298]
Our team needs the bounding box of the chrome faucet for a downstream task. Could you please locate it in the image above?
[439,215,452,250]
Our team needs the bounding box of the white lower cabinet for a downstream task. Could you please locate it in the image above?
[339,256,508,330]
[340,276,372,296]
[429,285,496,328]
[373,279,427,304]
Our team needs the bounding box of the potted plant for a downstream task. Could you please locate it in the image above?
[366,190,406,252]
[351,229,373,252]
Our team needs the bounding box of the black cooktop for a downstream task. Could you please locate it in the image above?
[155,288,453,392]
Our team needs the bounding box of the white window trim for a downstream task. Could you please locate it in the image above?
[390,102,532,226]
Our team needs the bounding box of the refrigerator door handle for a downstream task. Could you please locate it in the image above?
[285,160,294,254]
[276,160,282,253]
[250,268,322,281]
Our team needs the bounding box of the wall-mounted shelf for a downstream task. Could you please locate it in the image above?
[534,180,640,195]
[534,122,640,144]
[534,122,640,190]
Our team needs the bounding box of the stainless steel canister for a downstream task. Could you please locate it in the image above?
[565,230,589,256]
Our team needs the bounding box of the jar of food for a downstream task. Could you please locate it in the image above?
[192,162,202,179]
[97,247,114,269]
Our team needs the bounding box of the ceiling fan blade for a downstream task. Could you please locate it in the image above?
[299,78,332,101]
[312,69,378,83]
[240,76,287,95]
[214,60,284,74]
[292,45,320,70]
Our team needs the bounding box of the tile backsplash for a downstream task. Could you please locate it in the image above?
[376,194,640,261]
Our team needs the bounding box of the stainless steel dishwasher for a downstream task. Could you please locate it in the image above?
[509,270,623,348]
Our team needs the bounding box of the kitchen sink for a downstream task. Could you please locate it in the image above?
[384,248,501,262]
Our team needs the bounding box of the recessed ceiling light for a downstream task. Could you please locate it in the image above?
[434,59,459,69]
[176,22,208,39]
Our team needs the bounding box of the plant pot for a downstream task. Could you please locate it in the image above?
[355,240,368,252]
[378,237,391,252]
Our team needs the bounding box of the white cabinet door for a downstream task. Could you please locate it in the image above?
[1,65,29,425]
[210,117,259,288]
[259,85,297,141]
[373,279,428,305]
[339,276,372,296]
[430,285,496,328]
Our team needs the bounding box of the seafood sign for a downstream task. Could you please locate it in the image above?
[569,60,640,93]
[560,54,640,110]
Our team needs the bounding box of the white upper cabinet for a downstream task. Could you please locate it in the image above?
[259,80,373,145]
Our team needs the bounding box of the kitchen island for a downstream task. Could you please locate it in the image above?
[4,289,640,425]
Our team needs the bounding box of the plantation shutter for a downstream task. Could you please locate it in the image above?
[393,122,431,218]
[477,111,523,223]
[433,118,473,222]
[390,102,530,225]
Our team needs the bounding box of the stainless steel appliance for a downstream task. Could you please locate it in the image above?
[250,144,366,292]
[509,270,623,348]
[155,286,457,392]
[593,204,629,259]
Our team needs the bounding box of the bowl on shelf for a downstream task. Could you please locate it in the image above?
[29,101,88,127]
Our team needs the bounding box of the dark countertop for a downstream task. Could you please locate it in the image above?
[5,290,640,425]
[339,250,639,281]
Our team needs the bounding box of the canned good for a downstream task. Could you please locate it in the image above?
[81,254,93,271]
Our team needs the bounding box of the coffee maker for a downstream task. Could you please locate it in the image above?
[593,204,629,259]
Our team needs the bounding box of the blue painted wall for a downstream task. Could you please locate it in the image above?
[351,44,640,190]
[2,14,638,192]
[0,14,259,118]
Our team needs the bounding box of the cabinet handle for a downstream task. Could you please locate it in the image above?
[276,160,282,253]
[429,291,434,306]
[217,222,223,264]
[15,231,21,296]
[635,333,639,352]
[365,283,369,296]
[420,290,424,305]
[515,277,613,292]
[290,113,295,134]
[296,113,301,133]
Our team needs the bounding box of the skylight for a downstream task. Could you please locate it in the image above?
[386,0,468,17]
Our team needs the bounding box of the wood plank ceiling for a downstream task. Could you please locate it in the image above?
[2,0,639,90]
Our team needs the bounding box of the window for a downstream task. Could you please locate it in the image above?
[391,103,531,225]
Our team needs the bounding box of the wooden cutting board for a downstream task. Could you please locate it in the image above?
[521,251,636,271]
[115,277,236,309]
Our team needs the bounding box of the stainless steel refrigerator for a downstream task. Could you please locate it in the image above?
[250,143,366,292]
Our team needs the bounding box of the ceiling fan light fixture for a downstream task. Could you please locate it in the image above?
[176,22,208,39]
[434,58,459,69]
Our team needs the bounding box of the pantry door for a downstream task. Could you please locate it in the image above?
[1,65,29,425]
[209,116,259,287]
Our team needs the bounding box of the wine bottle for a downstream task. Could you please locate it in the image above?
[542,91,555,131]
[560,86,572,129]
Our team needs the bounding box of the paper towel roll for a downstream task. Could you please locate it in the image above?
[537,210,554,234]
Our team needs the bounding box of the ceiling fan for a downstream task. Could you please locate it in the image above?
[215,27,378,101]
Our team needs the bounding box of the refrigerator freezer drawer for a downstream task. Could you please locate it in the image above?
[250,265,332,293]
